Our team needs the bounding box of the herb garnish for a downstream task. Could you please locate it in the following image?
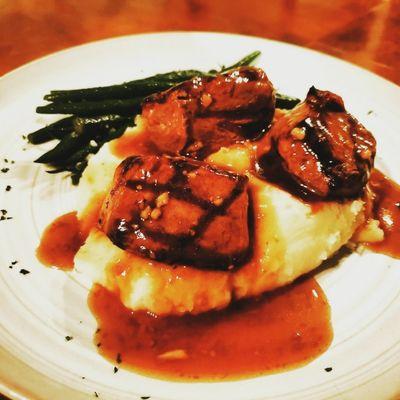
[19,269,30,275]
[0,210,12,221]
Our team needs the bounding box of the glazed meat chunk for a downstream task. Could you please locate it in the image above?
[141,67,275,159]
[257,87,376,199]
[99,155,250,270]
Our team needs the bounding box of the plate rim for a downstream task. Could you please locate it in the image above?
[1,30,399,92]
[1,30,400,400]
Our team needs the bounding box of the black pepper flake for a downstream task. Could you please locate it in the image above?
[95,328,101,333]
[0,210,11,221]
[113,366,118,374]
[81,376,86,380]
[65,335,73,341]
[116,353,122,364]
[4,159,8,163]
[94,392,99,398]
[19,269,30,275]
[367,110,374,115]
[1,168,9,173]
[96,342,102,347]
[11,260,18,265]
[10,161,15,164]
[141,397,151,399]
[5,185,11,192]
[324,367,333,372]
[22,135,27,140]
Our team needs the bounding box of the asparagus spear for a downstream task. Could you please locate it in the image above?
[44,80,174,103]
[219,50,261,73]
[45,119,132,184]
[27,116,74,144]
[35,131,90,164]
[41,52,260,104]
[35,116,132,164]
[36,98,143,116]
[44,69,209,102]
[27,115,130,144]
[72,115,131,135]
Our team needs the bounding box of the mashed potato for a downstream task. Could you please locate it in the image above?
[74,127,365,315]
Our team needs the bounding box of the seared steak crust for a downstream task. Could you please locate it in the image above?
[257,87,376,199]
[141,67,275,159]
[99,155,250,270]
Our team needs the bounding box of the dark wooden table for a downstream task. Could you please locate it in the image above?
[1,0,399,84]
[0,0,399,399]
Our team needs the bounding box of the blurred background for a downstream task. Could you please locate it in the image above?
[0,0,399,83]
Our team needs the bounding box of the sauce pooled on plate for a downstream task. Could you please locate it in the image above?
[366,169,400,258]
[89,277,332,381]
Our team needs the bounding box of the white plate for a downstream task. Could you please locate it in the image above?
[0,32,400,400]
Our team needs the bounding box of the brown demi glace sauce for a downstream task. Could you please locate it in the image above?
[36,190,334,380]
[365,169,400,258]
[36,154,400,381]
[89,278,331,381]
[36,211,83,270]
[111,128,156,159]
[36,195,103,270]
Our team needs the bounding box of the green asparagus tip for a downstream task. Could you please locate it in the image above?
[220,50,261,73]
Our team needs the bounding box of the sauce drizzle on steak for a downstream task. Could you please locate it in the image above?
[141,67,275,159]
[100,155,251,270]
[256,87,376,199]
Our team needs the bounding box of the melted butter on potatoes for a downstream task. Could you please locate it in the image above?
[74,128,365,315]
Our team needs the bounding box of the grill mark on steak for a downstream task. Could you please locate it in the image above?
[256,87,376,200]
[100,155,251,270]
